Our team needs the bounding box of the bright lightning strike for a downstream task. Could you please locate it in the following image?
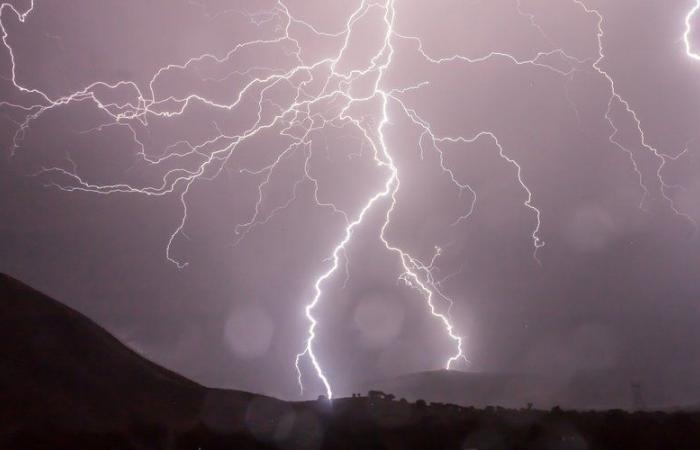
[1,0,695,401]
[685,0,700,60]
[573,0,697,231]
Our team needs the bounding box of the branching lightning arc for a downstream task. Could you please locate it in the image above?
[1,0,696,399]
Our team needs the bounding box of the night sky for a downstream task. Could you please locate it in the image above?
[2,0,700,404]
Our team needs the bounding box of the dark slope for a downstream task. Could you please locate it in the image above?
[3,273,700,450]
[0,272,204,431]
[0,273,278,438]
[0,273,306,449]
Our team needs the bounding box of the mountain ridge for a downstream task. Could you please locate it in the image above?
[0,272,272,435]
[2,272,700,450]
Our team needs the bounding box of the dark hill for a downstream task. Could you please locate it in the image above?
[0,273,277,443]
[0,273,202,431]
[2,273,700,450]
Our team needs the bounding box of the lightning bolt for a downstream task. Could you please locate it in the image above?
[1,0,695,401]
[573,0,697,231]
[685,0,700,60]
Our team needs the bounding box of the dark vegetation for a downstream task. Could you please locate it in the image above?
[1,273,699,450]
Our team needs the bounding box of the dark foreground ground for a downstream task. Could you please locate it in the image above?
[2,272,699,450]
[5,399,700,450]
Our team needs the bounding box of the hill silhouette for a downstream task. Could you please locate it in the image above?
[0,272,201,429]
[0,273,280,448]
[350,368,637,410]
[2,272,700,450]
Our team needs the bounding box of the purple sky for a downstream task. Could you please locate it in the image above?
[2,0,700,404]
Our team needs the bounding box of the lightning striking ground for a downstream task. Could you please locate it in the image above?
[1,0,695,400]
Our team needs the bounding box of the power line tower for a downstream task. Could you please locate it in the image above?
[630,382,646,411]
